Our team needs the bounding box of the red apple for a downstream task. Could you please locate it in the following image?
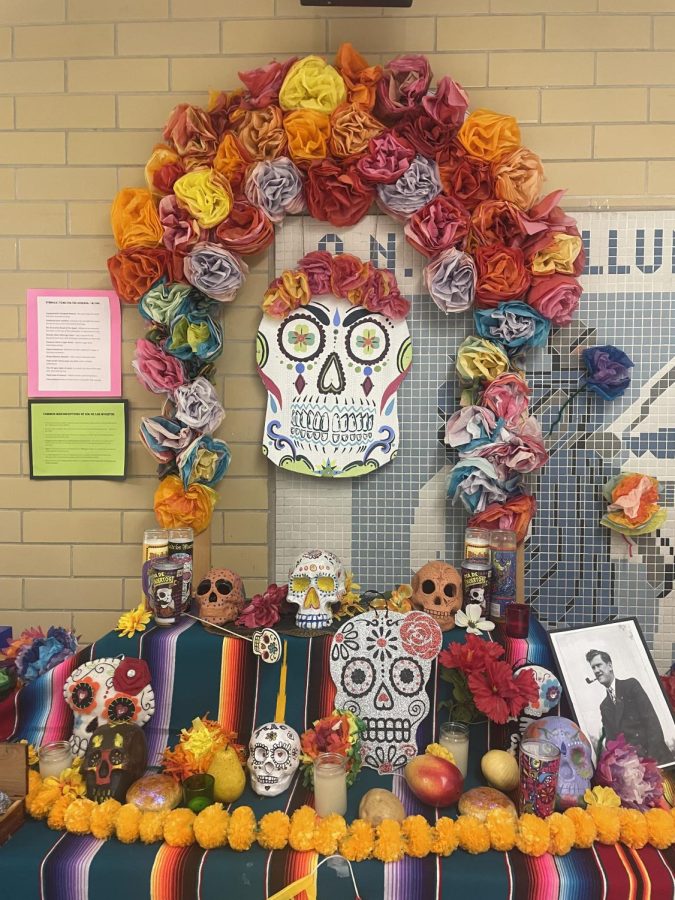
[404,754,464,807]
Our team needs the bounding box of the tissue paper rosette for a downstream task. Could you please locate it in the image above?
[468,494,537,544]
[405,195,470,258]
[356,132,415,184]
[444,406,499,453]
[300,710,365,787]
[582,345,634,401]
[424,248,476,314]
[456,336,509,384]
[480,373,531,429]
[447,458,517,514]
[595,735,664,812]
[139,282,193,327]
[177,435,231,490]
[173,377,225,434]
[140,415,196,464]
[377,155,442,220]
[158,195,204,256]
[474,301,550,353]
[600,473,667,537]
[133,339,186,394]
[458,109,520,162]
[183,243,248,303]
[164,305,223,364]
[154,475,217,535]
[213,201,274,256]
[334,43,382,110]
[305,159,374,227]
[244,157,305,223]
[236,106,287,161]
[107,247,182,305]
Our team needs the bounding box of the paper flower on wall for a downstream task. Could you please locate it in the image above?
[600,472,667,537]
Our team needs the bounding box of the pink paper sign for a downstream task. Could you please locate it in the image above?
[27,289,121,398]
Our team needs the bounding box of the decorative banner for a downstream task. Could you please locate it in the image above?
[257,294,412,478]
[330,609,442,773]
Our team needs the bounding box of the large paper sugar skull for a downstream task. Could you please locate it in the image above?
[83,722,147,803]
[257,295,412,478]
[523,716,594,810]
[411,561,462,631]
[287,549,346,630]
[331,609,442,772]
[195,567,246,626]
[64,657,155,757]
[247,721,301,796]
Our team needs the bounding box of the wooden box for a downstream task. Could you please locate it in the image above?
[0,743,28,845]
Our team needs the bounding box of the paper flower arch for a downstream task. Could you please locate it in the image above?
[107,44,584,537]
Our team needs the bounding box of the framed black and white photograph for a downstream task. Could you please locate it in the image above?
[549,618,675,768]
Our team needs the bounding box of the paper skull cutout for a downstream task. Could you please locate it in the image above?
[247,721,301,796]
[256,295,412,478]
[523,716,594,810]
[64,657,155,757]
[330,609,442,773]
[83,722,147,803]
[411,561,462,631]
[196,567,246,626]
[287,549,346,630]
[518,665,562,718]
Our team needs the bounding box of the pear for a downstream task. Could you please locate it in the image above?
[207,746,246,803]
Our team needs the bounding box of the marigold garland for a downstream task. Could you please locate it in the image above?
[139,809,169,845]
[455,814,490,854]
[564,807,597,849]
[228,805,257,851]
[485,808,517,852]
[373,819,405,863]
[164,807,196,847]
[257,810,290,851]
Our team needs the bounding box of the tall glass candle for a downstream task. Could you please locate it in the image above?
[313,752,347,817]
[519,739,560,817]
[464,527,491,562]
[142,529,168,608]
[439,721,469,778]
[490,529,517,623]
[38,741,72,779]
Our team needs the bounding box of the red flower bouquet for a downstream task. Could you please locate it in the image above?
[300,709,365,787]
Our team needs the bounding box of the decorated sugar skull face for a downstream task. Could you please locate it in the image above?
[411,561,462,631]
[257,296,412,478]
[195,568,246,626]
[83,722,147,803]
[287,549,346,630]
[330,609,442,773]
[64,657,155,757]
[523,716,594,809]
[517,665,562,718]
[247,722,301,796]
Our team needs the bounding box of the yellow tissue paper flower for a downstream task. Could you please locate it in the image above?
[279,55,347,114]
[531,234,583,276]
[173,168,233,229]
[116,602,152,639]
[458,109,520,162]
[456,336,510,384]
[584,785,621,808]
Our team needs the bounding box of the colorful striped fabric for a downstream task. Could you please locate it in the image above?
[0,618,673,899]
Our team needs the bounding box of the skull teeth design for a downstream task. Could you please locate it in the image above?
[426,608,455,622]
[290,401,375,447]
[256,775,279,785]
[362,717,411,744]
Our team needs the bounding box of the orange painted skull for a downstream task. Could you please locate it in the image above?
[196,568,246,626]
[411,561,462,631]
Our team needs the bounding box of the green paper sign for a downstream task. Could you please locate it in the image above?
[29,400,127,479]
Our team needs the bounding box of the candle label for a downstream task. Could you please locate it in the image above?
[461,560,491,615]
[490,549,516,619]
[519,743,560,817]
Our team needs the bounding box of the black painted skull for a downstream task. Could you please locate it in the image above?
[83,722,147,803]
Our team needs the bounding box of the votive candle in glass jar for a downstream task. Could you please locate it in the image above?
[182,773,215,813]
[439,721,469,778]
[505,602,530,639]
[313,752,348,817]
[38,741,73,779]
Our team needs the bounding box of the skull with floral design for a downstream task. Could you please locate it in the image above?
[523,716,594,809]
[287,549,346,630]
[247,721,301,796]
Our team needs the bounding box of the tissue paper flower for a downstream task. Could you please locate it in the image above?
[16,627,78,683]
[349,266,410,320]
[334,43,382,110]
[424,248,476,314]
[595,735,663,811]
[297,250,333,295]
[145,144,184,197]
[213,133,251,194]
[468,493,537,543]
[474,301,550,352]
[439,152,494,211]
[107,247,182,305]
[601,472,666,536]
[356,132,415,184]
[422,76,468,126]
[582,345,634,400]
[470,199,522,249]
[405,196,470,258]
[158,195,204,256]
[262,269,311,318]
[472,418,549,475]
[283,108,331,162]
[330,253,370,298]
[492,148,544,211]
[238,57,297,109]
[116,603,152,639]
[480,373,531,428]
[458,109,520,162]
[173,169,233,230]
[164,306,223,363]
[245,157,305,224]
[183,243,248,302]
[235,583,289,629]
[154,475,217,534]
[377,155,442,220]
[396,113,453,159]
[305,159,374,227]
[447,458,513,514]
[237,105,287,160]
[214,201,274,256]
[111,188,163,250]
[279,55,346,113]
[530,233,584,277]
[140,415,196,463]
[329,102,383,158]
[375,53,432,120]
[444,405,498,452]
[456,336,510,384]
[163,103,218,168]
[527,274,582,326]
[139,282,193,326]
[475,244,531,307]
[173,376,225,433]
[133,339,186,394]
[177,434,231,489]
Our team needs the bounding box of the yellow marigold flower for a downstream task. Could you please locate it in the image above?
[455,815,490,854]
[645,808,675,849]
[64,798,96,835]
[402,815,433,858]
[116,602,152,639]
[338,818,374,862]
[547,812,575,856]
[564,807,597,849]
[27,769,42,796]
[139,810,169,845]
[618,808,649,850]
[164,808,196,847]
[584,786,621,808]
[431,817,458,856]
[425,743,456,766]
[587,805,620,845]
[373,819,405,863]
[228,806,257,851]
[19,740,39,767]
[279,56,347,114]
[486,808,517,852]
[194,803,229,850]
[387,585,413,613]
[90,799,122,840]
[257,810,290,851]
[47,795,73,831]
[289,805,317,852]
[516,813,550,857]
[334,572,365,620]
[314,814,348,856]
[115,803,142,844]
[27,784,61,819]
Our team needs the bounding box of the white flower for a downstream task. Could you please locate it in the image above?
[454,603,495,635]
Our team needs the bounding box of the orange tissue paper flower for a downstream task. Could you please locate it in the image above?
[111,188,163,250]
[154,474,217,535]
[334,43,382,111]
[283,109,332,163]
[458,109,521,162]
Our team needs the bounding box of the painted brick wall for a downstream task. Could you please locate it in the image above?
[0,0,674,642]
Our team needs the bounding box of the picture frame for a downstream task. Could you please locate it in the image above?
[548,618,675,769]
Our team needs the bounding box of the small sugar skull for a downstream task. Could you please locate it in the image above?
[196,568,246,626]
[523,716,594,810]
[287,549,346,630]
[83,722,147,803]
[247,722,301,796]
[411,561,462,631]
[64,657,155,757]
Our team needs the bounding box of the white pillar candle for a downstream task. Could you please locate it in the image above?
[439,722,470,778]
[38,741,73,779]
[313,752,347,817]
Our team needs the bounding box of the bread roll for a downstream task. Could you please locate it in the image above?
[457,787,516,822]
[126,774,181,812]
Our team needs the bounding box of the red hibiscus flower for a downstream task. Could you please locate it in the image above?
[438,633,503,674]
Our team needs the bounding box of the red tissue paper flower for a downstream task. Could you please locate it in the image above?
[595,734,664,811]
[235,583,289,629]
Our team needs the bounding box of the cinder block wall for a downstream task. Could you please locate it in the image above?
[0,0,674,642]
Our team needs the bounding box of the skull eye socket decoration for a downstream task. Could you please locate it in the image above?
[330,609,442,773]
[82,722,147,803]
[287,549,346,631]
[247,722,301,796]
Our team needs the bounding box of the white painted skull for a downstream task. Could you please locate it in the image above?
[247,721,301,796]
[256,295,412,478]
[63,657,155,757]
[330,609,442,773]
[287,549,346,630]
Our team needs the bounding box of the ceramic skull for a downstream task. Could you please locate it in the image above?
[83,722,147,803]
[64,657,155,757]
[330,609,442,773]
[256,294,412,478]
[287,549,346,630]
[523,716,594,810]
[195,568,246,626]
[411,561,462,631]
[247,722,301,796]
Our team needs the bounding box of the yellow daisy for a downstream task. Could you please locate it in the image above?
[116,602,152,638]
